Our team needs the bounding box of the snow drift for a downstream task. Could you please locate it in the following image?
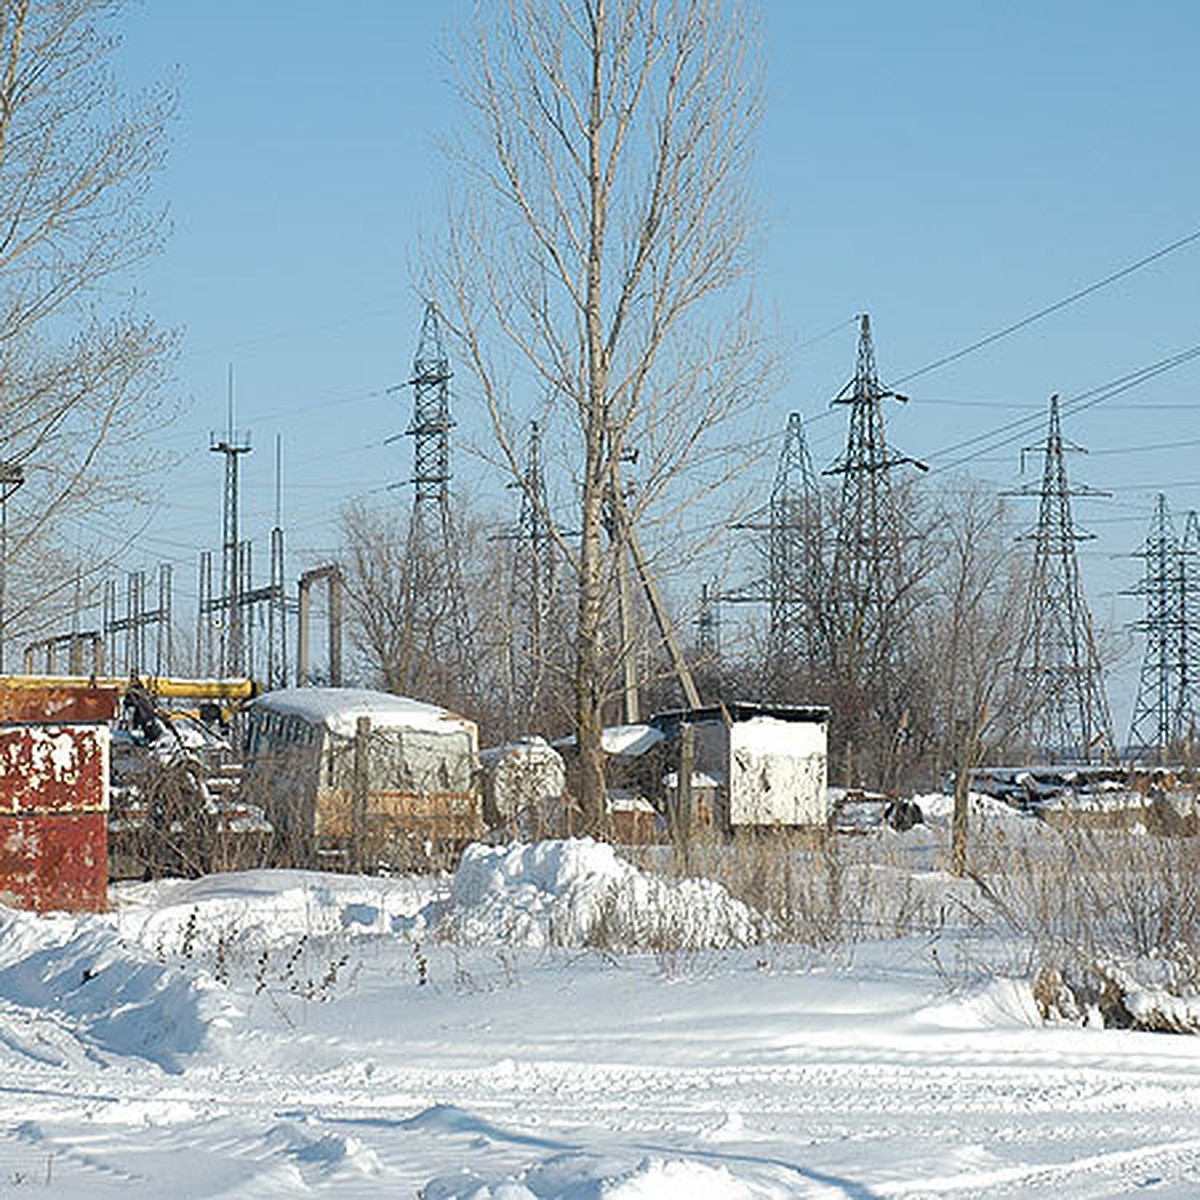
[428,838,763,951]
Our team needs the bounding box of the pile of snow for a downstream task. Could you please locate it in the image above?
[421,1153,761,1199]
[113,868,438,952]
[0,905,230,1072]
[425,839,763,951]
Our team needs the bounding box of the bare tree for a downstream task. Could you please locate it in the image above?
[0,0,176,650]
[339,498,573,738]
[437,0,770,826]
[916,481,1031,874]
[339,500,483,713]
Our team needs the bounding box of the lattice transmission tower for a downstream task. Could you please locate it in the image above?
[395,300,475,703]
[1011,394,1116,762]
[209,395,251,679]
[724,412,823,699]
[824,314,924,685]
[1126,495,1197,761]
[696,578,721,661]
[768,412,822,674]
[508,420,557,729]
[1185,510,1200,712]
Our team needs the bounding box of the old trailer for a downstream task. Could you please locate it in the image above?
[242,687,482,869]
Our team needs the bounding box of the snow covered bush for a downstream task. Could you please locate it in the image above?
[972,815,1200,1031]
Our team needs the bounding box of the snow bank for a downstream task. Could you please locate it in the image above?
[421,1155,762,1199]
[113,868,439,952]
[0,905,228,1072]
[430,839,763,951]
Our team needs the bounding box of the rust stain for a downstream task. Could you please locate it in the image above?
[0,683,114,912]
[0,727,108,814]
[0,684,118,725]
[0,812,108,912]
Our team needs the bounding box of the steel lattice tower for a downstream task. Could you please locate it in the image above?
[409,301,453,508]
[210,413,251,679]
[1184,511,1200,739]
[509,420,556,728]
[1126,494,1195,761]
[398,301,474,700]
[724,412,823,698]
[696,578,721,661]
[1012,395,1116,762]
[768,412,822,678]
[824,315,924,683]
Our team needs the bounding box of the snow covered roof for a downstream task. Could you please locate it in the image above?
[601,724,665,756]
[552,723,665,758]
[248,687,475,739]
[480,736,564,767]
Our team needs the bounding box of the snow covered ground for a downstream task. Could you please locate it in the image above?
[1,835,1200,1197]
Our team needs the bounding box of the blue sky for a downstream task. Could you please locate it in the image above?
[110,1,1200,728]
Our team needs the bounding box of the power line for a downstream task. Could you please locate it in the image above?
[927,339,1200,476]
[891,226,1200,387]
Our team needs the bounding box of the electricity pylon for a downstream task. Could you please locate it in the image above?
[824,314,925,689]
[396,301,475,704]
[725,412,823,700]
[768,412,822,678]
[1184,510,1200,748]
[1010,395,1116,763]
[1126,495,1196,762]
[509,420,557,730]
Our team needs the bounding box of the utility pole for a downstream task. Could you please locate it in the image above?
[197,551,214,676]
[608,461,701,712]
[1009,395,1116,763]
[267,436,287,690]
[0,461,25,673]
[1126,495,1195,762]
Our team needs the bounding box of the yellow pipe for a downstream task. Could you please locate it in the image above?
[0,674,259,701]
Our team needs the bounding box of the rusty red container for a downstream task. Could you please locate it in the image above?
[0,683,119,912]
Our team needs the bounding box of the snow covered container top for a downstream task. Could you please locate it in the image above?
[653,702,829,830]
[0,681,119,911]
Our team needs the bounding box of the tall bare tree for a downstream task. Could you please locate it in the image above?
[916,481,1031,873]
[0,0,175,652]
[340,499,490,717]
[438,0,769,826]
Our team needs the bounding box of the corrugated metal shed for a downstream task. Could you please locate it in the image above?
[0,683,118,912]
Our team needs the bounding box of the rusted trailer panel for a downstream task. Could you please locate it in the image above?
[0,683,117,912]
